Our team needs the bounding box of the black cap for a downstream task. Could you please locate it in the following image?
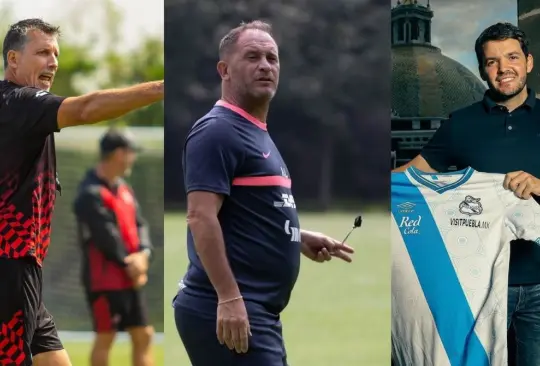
[99,128,142,154]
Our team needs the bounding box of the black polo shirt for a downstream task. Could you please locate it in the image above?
[421,88,540,285]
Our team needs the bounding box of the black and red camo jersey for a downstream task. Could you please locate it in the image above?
[0,80,65,266]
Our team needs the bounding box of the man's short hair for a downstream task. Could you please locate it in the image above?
[474,22,529,69]
[2,18,60,69]
[218,20,273,59]
[99,127,141,160]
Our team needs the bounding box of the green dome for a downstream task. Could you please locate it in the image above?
[392,44,486,118]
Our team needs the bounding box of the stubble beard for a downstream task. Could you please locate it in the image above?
[487,74,527,102]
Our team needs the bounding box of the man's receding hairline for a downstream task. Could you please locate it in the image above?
[25,27,59,36]
[218,20,274,60]
[13,23,60,41]
[22,28,59,44]
[237,30,276,47]
[221,29,276,59]
[238,27,272,38]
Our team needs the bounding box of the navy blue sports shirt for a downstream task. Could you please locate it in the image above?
[181,100,302,316]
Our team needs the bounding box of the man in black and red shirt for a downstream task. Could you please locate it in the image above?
[0,18,163,365]
[73,129,154,366]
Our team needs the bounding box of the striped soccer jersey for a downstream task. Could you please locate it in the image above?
[391,166,540,366]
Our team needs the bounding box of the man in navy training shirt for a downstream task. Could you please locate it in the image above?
[174,20,355,366]
[0,19,163,366]
[73,129,155,366]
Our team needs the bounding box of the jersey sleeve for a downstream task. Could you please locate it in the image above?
[420,116,455,172]
[73,187,128,266]
[504,197,540,244]
[0,86,65,136]
[183,118,245,196]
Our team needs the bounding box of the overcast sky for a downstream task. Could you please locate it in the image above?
[0,0,518,78]
[0,0,163,53]
[392,0,517,77]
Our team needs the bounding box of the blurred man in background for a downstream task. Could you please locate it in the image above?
[174,20,354,366]
[73,129,155,366]
[0,18,163,365]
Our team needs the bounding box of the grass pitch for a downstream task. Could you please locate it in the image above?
[63,341,164,365]
[163,211,391,366]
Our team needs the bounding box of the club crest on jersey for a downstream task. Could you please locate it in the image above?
[451,195,490,229]
[459,196,483,216]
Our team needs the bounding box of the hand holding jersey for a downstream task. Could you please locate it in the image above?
[391,167,540,366]
[504,170,540,200]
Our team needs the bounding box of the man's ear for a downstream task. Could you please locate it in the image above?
[217,60,230,81]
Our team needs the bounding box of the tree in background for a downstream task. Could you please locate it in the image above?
[98,0,164,126]
[0,0,163,127]
[102,37,164,126]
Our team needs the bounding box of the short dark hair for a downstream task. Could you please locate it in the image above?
[218,20,273,59]
[474,22,529,69]
[2,18,60,69]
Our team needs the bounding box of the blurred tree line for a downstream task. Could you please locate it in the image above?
[0,0,163,127]
[165,0,391,210]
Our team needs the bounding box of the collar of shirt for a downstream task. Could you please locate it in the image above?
[482,87,536,113]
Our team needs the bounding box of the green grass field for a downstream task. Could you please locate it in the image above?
[62,341,164,365]
[164,211,391,366]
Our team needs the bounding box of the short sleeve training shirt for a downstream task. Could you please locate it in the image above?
[181,100,302,315]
